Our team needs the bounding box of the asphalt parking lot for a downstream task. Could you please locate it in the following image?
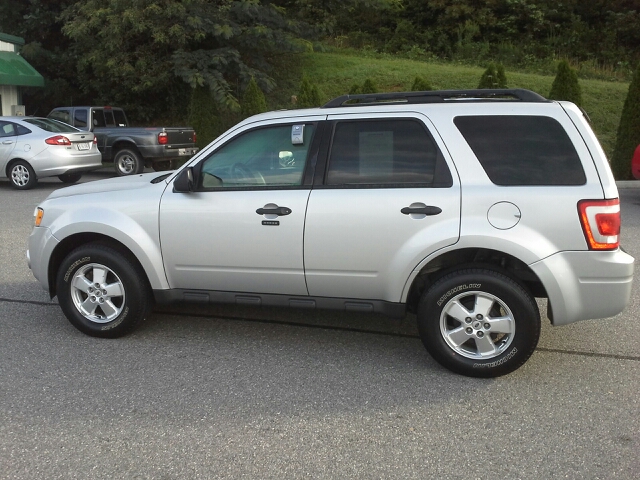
[1,170,639,479]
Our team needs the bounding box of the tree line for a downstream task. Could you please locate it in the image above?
[2,0,638,120]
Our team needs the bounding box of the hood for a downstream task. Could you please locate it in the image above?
[47,172,170,200]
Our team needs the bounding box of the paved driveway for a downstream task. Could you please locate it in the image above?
[1,172,639,479]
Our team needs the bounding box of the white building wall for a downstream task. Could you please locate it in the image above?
[0,85,19,116]
[0,39,23,115]
[0,40,16,52]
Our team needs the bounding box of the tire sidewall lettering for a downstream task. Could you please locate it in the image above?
[101,306,129,330]
[437,283,482,307]
[63,256,91,282]
[472,347,519,369]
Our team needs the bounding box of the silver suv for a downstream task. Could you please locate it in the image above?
[27,89,634,377]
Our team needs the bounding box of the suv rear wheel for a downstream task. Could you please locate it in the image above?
[56,243,152,338]
[417,268,540,377]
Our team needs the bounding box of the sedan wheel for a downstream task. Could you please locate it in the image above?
[9,161,37,190]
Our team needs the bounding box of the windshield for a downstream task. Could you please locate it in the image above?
[23,118,80,133]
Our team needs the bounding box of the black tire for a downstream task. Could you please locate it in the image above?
[114,148,144,176]
[417,268,540,378]
[56,243,152,338]
[8,160,37,190]
[58,172,82,184]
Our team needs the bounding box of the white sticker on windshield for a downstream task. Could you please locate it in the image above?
[292,125,304,145]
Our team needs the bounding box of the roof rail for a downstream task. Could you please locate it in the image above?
[322,88,548,108]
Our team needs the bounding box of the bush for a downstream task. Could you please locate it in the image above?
[297,77,322,108]
[496,64,508,88]
[478,63,507,89]
[548,60,582,106]
[241,77,267,118]
[361,79,378,94]
[611,63,640,179]
[411,76,433,91]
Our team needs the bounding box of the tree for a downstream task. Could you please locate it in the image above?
[411,76,433,91]
[189,86,221,149]
[241,77,267,117]
[61,0,305,122]
[611,63,640,179]
[548,60,582,106]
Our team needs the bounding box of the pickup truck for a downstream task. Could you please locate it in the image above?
[47,106,198,176]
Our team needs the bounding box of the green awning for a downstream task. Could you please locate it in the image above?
[0,51,44,87]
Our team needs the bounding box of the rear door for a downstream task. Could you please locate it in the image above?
[303,113,461,302]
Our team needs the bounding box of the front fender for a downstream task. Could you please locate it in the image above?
[49,208,168,290]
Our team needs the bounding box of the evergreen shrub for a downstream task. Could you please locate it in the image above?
[241,77,267,117]
[612,63,640,179]
[549,60,582,106]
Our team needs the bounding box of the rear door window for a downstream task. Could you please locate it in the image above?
[454,115,586,186]
[326,119,452,187]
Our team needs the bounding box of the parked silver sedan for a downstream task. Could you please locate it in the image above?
[0,116,102,190]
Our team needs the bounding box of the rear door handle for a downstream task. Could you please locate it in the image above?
[256,206,292,216]
[401,205,442,216]
[2,140,14,145]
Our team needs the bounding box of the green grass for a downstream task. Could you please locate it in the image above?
[284,51,629,160]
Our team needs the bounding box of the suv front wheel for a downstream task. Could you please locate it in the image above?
[417,269,540,377]
[56,243,152,338]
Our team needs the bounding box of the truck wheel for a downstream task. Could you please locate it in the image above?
[417,268,540,378]
[56,243,152,338]
[114,148,144,176]
[58,173,82,184]
[9,160,38,190]
[152,160,171,171]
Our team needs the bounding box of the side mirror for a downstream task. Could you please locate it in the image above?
[173,167,194,193]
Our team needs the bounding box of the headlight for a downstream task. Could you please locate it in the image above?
[34,207,44,227]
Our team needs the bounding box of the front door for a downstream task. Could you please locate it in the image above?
[160,120,321,296]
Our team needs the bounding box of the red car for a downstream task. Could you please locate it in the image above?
[632,144,640,179]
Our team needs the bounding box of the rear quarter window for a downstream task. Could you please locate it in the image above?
[454,115,586,186]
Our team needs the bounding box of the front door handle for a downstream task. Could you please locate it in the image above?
[401,205,442,216]
[256,206,292,216]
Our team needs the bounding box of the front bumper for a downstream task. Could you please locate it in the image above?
[530,249,634,326]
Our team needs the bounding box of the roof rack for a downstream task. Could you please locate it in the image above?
[322,88,548,108]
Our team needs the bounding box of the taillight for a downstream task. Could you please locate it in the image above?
[93,136,97,144]
[193,131,197,143]
[578,199,621,250]
[158,132,168,145]
[45,135,72,146]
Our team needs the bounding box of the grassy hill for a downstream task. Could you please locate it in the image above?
[282,51,629,160]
